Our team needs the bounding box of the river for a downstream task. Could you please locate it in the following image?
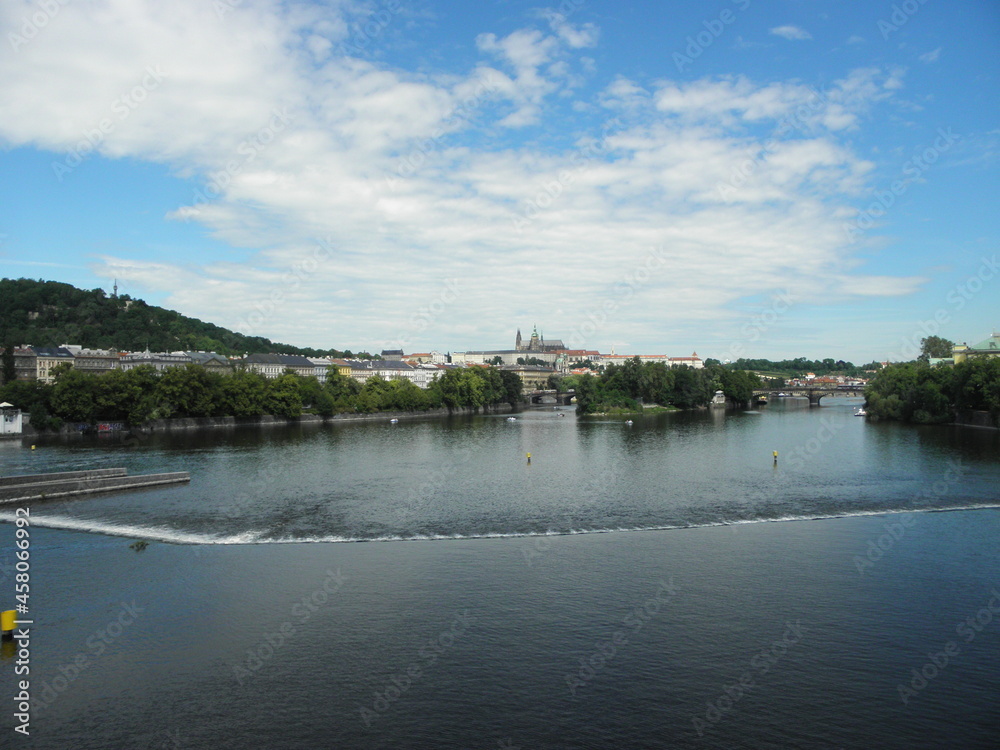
[1,398,998,748]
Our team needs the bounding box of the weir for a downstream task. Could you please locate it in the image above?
[0,469,190,504]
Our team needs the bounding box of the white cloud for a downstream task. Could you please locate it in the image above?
[919,47,942,63]
[770,25,812,41]
[0,0,924,355]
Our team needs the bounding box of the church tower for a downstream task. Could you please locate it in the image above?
[516,328,523,351]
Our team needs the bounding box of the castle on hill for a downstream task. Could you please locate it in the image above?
[515,325,565,353]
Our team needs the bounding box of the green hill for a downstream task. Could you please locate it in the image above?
[0,278,365,357]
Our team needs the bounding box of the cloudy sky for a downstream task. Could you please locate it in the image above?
[0,0,997,361]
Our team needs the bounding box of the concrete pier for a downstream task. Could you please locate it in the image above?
[0,468,128,487]
[0,469,190,504]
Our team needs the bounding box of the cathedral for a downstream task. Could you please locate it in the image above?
[515,326,565,353]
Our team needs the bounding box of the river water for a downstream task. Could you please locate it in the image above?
[1,398,999,748]
[3,397,999,542]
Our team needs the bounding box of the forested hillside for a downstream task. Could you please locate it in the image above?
[0,278,364,357]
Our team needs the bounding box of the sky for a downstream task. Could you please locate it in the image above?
[0,0,997,362]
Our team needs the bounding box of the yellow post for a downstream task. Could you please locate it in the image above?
[772,450,778,464]
[526,452,531,464]
[1,609,15,638]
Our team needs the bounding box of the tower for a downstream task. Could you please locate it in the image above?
[516,328,523,351]
[529,325,540,352]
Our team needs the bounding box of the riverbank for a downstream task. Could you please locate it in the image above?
[20,402,517,437]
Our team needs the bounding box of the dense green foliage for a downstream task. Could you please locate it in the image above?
[0,364,523,429]
[567,357,760,413]
[725,357,880,377]
[864,358,1000,424]
[917,335,954,363]
[0,278,369,357]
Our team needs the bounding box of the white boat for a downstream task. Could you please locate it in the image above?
[389,418,399,423]
[625,420,633,425]
[854,408,867,417]
[506,417,517,422]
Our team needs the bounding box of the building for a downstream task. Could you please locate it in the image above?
[0,402,23,437]
[345,359,417,385]
[307,357,334,383]
[515,325,565,353]
[953,333,1000,363]
[328,359,354,379]
[502,364,555,390]
[120,350,193,372]
[242,353,316,379]
[186,351,232,372]
[403,351,448,365]
[11,348,36,381]
[32,346,76,383]
[410,363,445,389]
[380,349,404,361]
[62,346,120,374]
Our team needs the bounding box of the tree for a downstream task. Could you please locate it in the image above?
[265,373,303,418]
[1,346,15,385]
[50,366,97,423]
[918,336,954,363]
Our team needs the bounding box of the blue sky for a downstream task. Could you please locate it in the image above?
[1,0,997,362]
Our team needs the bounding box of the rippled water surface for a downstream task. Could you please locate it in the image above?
[2,398,998,542]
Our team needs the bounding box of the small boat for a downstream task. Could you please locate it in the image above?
[506,417,517,422]
[389,418,399,423]
[854,408,867,417]
[625,420,633,425]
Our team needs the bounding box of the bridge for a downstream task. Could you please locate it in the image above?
[753,385,865,406]
[525,389,576,405]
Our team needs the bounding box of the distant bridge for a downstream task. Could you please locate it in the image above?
[525,389,576,405]
[754,385,864,406]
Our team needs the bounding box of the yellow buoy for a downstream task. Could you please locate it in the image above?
[526,452,531,464]
[1,609,15,637]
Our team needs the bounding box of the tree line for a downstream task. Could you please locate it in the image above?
[0,363,523,430]
[864,357,1000,425]
[559,357,761,414]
